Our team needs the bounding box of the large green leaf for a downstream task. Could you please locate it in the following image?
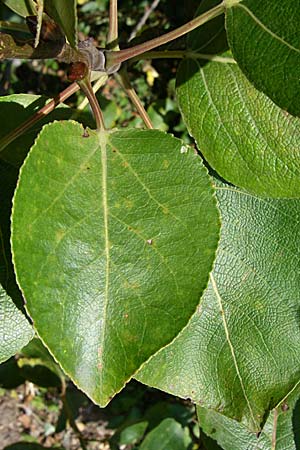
[197,387,300,450]
[0,285,33,364]
[44,0,77,48]
[136,183,300,431]
[176,57,300,198]
[11,122,220,406]
[139,418,188,450]
[226,0,300,116]
[0,0,36,16]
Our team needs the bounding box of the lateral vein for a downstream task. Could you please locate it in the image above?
[210,273,256,427]
[238,4,300,54]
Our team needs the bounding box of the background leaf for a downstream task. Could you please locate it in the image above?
[226,0,300,116]
[137,182,300,431]
[139,418,188,450]
[119,421,148,446]
[0,0,36,16]
[12,122,220,406]
[0,285,33,364]
[44,0,77,48]
[176,56,300,198]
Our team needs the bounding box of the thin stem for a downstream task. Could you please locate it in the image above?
[106,1,225,67]
[78,77,105,130]
[76,74,108,112]
[0,82,80,153]
[129,0,161,42]
[116,69,153,129]
[131,50,236,64]
[107,0,119,50]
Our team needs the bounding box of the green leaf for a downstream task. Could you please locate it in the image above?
[197,388,300,450]
[11,122,220,406]
[19,337,64,386]
[139,418,188,450]
[226,0,300,116]
[176,57,300,198]
[0,0,36,16]
[119,421,148,445]
[136,182,300,431]
[0,285,33,364]
[44,0,77,48]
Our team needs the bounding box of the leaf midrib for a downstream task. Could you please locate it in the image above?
[99,131,110,388]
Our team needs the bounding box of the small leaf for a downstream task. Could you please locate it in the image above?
[119,421,148,445]
[226,0,300,116]
[137,182,300,431]
[176,56,300,198]
[11,122,220,406]
[44,0,77,48]
[139,418,188,450]
[0,285,33,364]
[0,0,36,16]
[197,388,300,450]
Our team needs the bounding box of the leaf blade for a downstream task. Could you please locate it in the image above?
[0,0,36,16]
[176,57,300,197]
[226,0,300,115]
[0,286,34,364]
[44,0,77,48]
[11,122,220,405]
[136,183,300,431]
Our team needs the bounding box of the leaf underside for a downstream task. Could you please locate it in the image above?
[176,57,300,198]
[137,183,300,432]
[0,285,33,364]
[197,387,300,450]
[226,0,300,116]
[11,121,220,406]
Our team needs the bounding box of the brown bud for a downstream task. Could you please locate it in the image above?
[68,61,88,81]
